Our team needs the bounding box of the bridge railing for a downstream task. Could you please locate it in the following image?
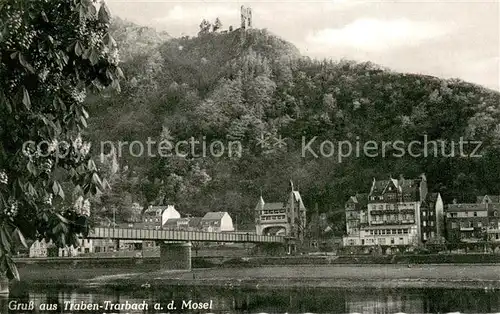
[87,227,285,243]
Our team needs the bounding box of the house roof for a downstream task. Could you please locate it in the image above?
[188,217,202,228]
[370,179,391,197]
[164,218,181,226]
[292,191,306,210]
[446,203,488,212]
[263,202,284,210]
[369,177,422,202]
[202,212,228,221]
[347,193,369,207]
[477,195,500,204]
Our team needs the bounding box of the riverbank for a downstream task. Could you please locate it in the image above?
[14,263,500,291]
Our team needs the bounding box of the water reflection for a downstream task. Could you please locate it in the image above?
[1,285,500,313]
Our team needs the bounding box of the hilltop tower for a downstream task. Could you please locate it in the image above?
[240,5,252,29]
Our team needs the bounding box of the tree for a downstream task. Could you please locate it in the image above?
[213,17,222,32]
[0,0,122,280]
[198,19,211,36]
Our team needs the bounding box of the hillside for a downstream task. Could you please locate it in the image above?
[86,20,500,233]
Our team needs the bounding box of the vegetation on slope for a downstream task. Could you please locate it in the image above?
[86,19,500,234]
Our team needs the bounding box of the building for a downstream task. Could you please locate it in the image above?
[29,240,58,257]
[445,203,489,243]
[420,192,445,243]
[344,193,368,237]
[200,212,234,232]
[163,217,191,230]
[142,205,180,230]
[255,181,307,239]
[29,239,93,257]
[343,174,443,248]
[446,195,500,244]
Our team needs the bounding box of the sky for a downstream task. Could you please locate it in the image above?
[106,0,500,91]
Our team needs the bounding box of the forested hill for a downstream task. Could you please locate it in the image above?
[86,18,500,233]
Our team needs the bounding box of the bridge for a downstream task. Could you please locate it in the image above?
[87,227,285,243]
[86,227,290,271]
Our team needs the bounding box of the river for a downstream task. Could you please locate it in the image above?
[2,284,500,313]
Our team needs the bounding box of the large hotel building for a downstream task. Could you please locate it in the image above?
[343,174,444,247]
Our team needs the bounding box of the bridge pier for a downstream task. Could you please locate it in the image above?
[160,241,192,270]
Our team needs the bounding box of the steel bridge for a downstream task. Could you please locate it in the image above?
[87,227,285,243]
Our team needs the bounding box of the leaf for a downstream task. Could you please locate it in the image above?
[41,11,49,23]
[98,3,111,24]
[57,182,65,199]
[55,214,70,226]
[82,107,89,119]
[19,54,35,74]
[0,90,12,113]
[80,116,87,128]
[74,41,83,57]
[87,159,96,171]
[52,181,59,196]
[89,48,99,65]
[14,228,28,248]
[22,87,31,109]
[6,257,19,281]
[0,227,11,253]
[115,67,125,79]
[92,173,102,187]
[103,33,117,48]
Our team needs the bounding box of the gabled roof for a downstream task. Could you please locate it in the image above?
[370,179,391,197]
[202,212,228,221]
[477,195,500,204]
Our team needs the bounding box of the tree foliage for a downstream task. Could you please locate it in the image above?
[0,0,121,279]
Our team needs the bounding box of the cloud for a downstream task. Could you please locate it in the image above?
[306,18,451,52]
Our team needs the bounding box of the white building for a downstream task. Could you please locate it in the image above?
[343,175,434,248]
[201,212,234,232]
[29,238,93,257]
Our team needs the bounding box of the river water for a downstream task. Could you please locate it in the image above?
[2,285,500,313]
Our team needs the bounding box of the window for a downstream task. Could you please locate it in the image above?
[478,222,482,228]
[423,211,427,217]
[474,212,477,217]
[400,237,404,242]
[391,238,395,244]
[495,211,498,217]
[403,229,408,234]
[469,221,474,228]
[430,211,434,216]
[398,229,402,234]
[423,221,427,227]
[378,238,386,245]
[430,221,434,227]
